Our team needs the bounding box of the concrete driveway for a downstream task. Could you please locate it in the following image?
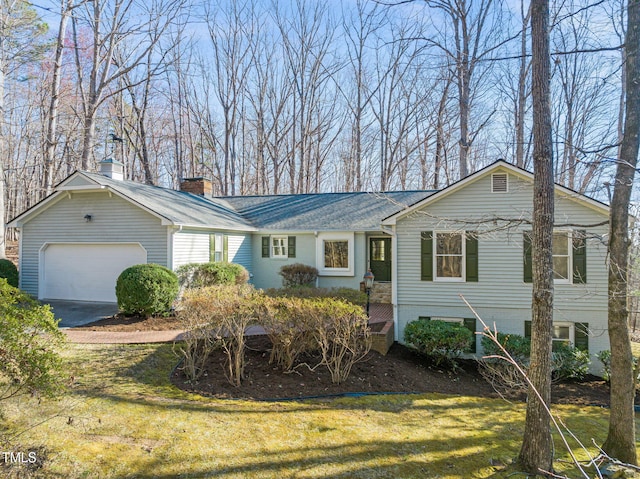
[44,300,119,328]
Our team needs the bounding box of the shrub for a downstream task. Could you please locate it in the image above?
[552,344,590,381]
[481,333,531,363]
[0,259,18,288]
[177,262,249,290]
[260,296,318,372]
[310,298,371,384]
[404,319,473,366]
[116,263,179,317]
[596,350,611,381]
[479,332,591,392]
[178,285,262,386]
[265,286,367,306]
[278,263,318,287]
[0,279,66,399]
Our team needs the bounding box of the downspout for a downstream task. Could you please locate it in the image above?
[381,225,399,342]
[168,225,182,270]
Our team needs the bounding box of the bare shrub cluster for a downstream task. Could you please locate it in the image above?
[177,286,371,386]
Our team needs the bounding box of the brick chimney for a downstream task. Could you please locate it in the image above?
[180,177,213,197]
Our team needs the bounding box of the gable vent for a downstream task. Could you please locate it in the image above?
[491,173,508,193]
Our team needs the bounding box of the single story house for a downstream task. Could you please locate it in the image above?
[8,160,611,368]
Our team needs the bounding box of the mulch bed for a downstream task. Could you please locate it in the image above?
[170,335,621,406]
[74,313,632,406]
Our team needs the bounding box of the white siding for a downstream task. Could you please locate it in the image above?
[172,230,210,268]
[20,191,168,297]
[172,230,252,273]
[394,169,610,369]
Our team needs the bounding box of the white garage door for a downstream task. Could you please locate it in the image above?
[41,243,147,302]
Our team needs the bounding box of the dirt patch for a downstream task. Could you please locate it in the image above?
[72,314,183,332]
[171,334,621,406]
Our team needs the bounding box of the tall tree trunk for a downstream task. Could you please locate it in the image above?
[602,0,640,465]
[44,0,72,195]
[518,0,554,472]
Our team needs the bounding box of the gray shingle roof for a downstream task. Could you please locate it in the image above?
[81,172,254,230]
[221,191,436,231]
[80,172,435,231]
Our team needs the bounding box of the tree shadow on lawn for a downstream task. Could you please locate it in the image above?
[60,343,612,479]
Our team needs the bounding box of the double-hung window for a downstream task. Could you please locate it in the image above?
[261,236,296,259]
[420,231,478,282]
[435,232,464,280]
[523,230,586,284]
[271,236,288,258]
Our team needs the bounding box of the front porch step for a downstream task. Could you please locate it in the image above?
[370,282,391,304]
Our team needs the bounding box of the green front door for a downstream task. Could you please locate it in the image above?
[369,237,392,282]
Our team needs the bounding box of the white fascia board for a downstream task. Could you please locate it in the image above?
[175,223,257,233]
[57,185,107,191]
[8,191,69,227]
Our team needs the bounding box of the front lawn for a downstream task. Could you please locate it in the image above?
[1,342,634,478]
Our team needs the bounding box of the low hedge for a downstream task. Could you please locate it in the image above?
[176,262,249,289]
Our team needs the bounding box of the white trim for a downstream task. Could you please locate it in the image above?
[552,230,572,284]
[316,232,354,276]
[552,321,575,346]
[433,231,466,282]
[271,236,288,259]
[57,185,107,191]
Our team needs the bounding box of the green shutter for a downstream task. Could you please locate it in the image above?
[209,234,216,262]
[223,235,229,262]
[261,236,270,258]
[572,230,587,284]
[523,231,533,283]
[421,232,433,281]
[464,318,477,353]
[288,236,296,258]
[524,320,532,339]
[574,322,589,352]
[465,233,479,282]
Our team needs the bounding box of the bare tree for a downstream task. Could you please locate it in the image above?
[0,0,47,258]
[71,0,185,171]
[602,0,639,465]
[518,0,554,473]
[421,0,510,178]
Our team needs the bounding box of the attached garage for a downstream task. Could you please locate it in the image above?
[40,243,147,302]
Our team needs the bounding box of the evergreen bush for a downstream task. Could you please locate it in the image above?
[116,263,179,317]
[0,259,18,288]
[176,262,249,289]
[404,319,473,366]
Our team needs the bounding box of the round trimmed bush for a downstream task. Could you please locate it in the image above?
[0,259,18,288]
[116,263,179,317]
[404,319,473,366]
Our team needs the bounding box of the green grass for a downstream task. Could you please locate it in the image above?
[1,342,636,479]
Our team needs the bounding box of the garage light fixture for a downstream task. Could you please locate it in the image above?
[84,214,92,222]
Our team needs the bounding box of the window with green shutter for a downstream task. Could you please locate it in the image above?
[523,230,586,284]
[421,231,478,282]
[524,320,588,352]
[210,233,225,262]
